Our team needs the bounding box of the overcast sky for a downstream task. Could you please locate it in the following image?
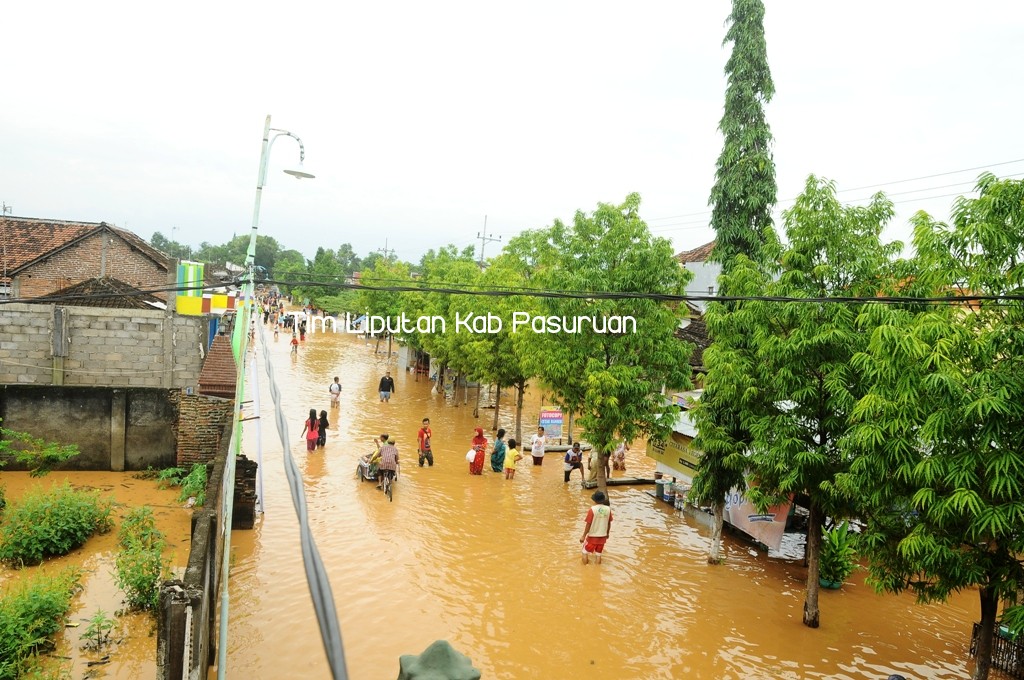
[2,1,1022,266]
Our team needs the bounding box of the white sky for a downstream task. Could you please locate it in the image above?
[2,1,1022,265]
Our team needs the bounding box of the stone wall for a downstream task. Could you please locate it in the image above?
[14,230,168,299]
[0,303,205,389]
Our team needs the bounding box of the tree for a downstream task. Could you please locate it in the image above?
[845,175,1024,680]
[149,232,191,260]
[691,0,780,564]
[527,194,693,496]
[273,249,309,296]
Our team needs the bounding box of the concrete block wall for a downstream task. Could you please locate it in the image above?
[0,303,205,389]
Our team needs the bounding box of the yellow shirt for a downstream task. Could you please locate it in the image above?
[505,447,521,470]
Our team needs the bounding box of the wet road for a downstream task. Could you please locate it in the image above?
[221,326,981,679]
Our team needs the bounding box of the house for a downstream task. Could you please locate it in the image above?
[0,217,170,300]
[32,277,167,310]
[676,240,720,313]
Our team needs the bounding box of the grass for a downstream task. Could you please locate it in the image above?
[0,567,81,680]
[156,464,208,507]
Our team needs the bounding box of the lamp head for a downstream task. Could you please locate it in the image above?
[283,164,315,179]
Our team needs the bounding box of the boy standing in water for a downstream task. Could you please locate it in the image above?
[580,491,612,565]
[417,418,433,467]
[329,377,342,407]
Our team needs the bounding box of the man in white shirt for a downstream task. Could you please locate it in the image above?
[530,426,547,466]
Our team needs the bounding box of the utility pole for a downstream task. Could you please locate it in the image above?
[377,238,396,260]
[476,215,501,268]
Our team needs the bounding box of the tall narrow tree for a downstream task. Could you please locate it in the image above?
[692,0,779,564]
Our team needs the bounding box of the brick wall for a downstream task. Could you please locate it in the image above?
[176,393,234,466]
[14,231,168,299]
[0,303,205,388]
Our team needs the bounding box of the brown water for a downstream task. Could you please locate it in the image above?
[0,472,192,679]
[218,328,982,680]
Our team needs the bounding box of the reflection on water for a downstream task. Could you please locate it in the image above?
[224,329,979,679]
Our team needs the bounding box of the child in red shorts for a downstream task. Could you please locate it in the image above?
[580,491,612,565]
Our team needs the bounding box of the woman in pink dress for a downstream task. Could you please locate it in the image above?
[469,427,487,475]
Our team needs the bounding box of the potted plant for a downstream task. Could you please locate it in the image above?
[818,521,857,589]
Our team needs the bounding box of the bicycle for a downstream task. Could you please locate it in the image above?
[381,465,398,502]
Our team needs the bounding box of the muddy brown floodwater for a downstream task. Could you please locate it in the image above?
[221,328,981,679]
[0,472,192,679]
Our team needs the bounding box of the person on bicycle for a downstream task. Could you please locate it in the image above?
[377,436,399,489]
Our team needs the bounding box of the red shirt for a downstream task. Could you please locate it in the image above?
[418,427,432,451]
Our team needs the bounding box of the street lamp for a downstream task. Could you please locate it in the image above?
[247,115,315,273]
[220,114,315,678]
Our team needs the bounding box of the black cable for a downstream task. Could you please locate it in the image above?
[256,321,349,679]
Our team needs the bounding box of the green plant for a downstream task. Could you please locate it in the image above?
[80,608,115,652]
[178,463,208,507]
[115,506,168,611]
[0,567,81,680]
[0,483,114,566]
[819,521,858,586]
[155,467,186,487]
[0,421,80,477]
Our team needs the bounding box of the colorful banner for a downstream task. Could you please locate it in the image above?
[539,409,563,438]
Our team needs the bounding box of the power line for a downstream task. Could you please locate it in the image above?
[644,158,1024,232]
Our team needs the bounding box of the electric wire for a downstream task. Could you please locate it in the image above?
[255,278,1024,306]
[255,318,349,679]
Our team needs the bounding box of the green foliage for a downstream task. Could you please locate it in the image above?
[819,522,858,585]
[0,422,80,477]
[80,608,115,652]
[708,0,780,271]
[155,466,186,487]
[115,506,168,611]
[0,567,81,680]
[155,464,207,507]
[179,464,208,507]
[0,483,114,566]
[518,193,694,464]
[846,175,1024,677]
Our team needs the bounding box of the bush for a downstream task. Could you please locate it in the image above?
[157,464,208,507]
[115,506,168,611]
[0,483,114,566]
[0,567,81,680]
[179,464,208,507]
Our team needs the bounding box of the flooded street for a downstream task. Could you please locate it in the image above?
[223,327,981,679]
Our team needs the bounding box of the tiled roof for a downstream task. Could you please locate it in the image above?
[675,316,710,371]
[675,240,716,264]
[0,216,169,281]
[198,334,237,399]
[33,277,166,309]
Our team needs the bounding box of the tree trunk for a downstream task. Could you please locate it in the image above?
[474,381,481,419]
[387,334,393,357]
[803,502,823,628]
[972,585,999,680]
[514,379,525,445]
[492,384,501,430]
[374,335,382,354]
[464,376,469,405]
[567,412,574,445]
[708,500,725,564]
[596,449,608,497]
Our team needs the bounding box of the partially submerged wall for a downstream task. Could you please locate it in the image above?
[0,386,234,471]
